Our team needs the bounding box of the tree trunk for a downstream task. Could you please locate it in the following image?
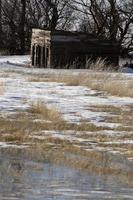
[108,0,119,41]
[46,0,59,30]
[50,5,59,30]
[0,0,3,48]
[19,0,26,54]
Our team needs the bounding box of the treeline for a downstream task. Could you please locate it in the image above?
[0,0,133,55]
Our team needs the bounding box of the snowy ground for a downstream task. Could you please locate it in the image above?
[0,55,133,160]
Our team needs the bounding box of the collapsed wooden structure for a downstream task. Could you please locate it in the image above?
[31,29,120,68]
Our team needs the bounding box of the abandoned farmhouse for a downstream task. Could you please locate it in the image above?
[31,29,120,68]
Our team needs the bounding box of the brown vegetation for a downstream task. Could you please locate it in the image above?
[29,102,61,122]
[28,69,133,97]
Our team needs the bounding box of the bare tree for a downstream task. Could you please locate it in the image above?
[2,0,19,53]
[0,0,3,47]
[74,0,133,47]
[26,0,75,30]
[19,0,26,54]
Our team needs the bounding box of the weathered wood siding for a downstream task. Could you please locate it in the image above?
[31,29,120,68]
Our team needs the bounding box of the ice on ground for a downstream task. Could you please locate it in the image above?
[0,55,30,66]
[0,142,28,148]
[121,67,133,74]
[1,77,133,125]
[103,140,133,145]
[0,56,133,128]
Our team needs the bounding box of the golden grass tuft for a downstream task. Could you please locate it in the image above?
[29,102,61,122]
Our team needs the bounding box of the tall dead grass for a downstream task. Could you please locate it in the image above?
[0,109,132,181]
[0,99,109,144]
[57,73,133,97]
[86,57,115,71]
[28,64,133,97]
[90,104,133,131]
[28,102,107,132]
[29,102,61,122]
[63,74,133,97]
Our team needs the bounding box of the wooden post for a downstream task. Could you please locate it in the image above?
[45,46,47,68]
[45,46,50,68]
[34,45,37,67]
[36,45,38,66]
[48,46,51,68]
[85,55,89,69]
[40,46,44,68]
[43,46,45,68]
[38,45,41,67]
[31,45,35,66]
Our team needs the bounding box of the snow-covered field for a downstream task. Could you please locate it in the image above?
[0,55,133,161]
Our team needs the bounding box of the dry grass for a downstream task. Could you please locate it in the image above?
[67,74,133,97]
[28,71,133,97]
[104,105,133,127]
[0,116,108,139]
[0,101,109,144]
[2,138,133,184]
[29,102,61,122]
[27,102,108,132]
[87,57,114,71]
[63,74,133,97]
[0,106,132,163]
[0,66,132,183]
[89,105,122,113]
[89,104,133,131]
[1,145,132,186]
[0,107,133,183]
[28,74,53,82]
[1,132,29,143]
[29,141,133,184]
[99,80,133,97]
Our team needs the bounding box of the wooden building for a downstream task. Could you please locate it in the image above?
[31,29,120,68]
